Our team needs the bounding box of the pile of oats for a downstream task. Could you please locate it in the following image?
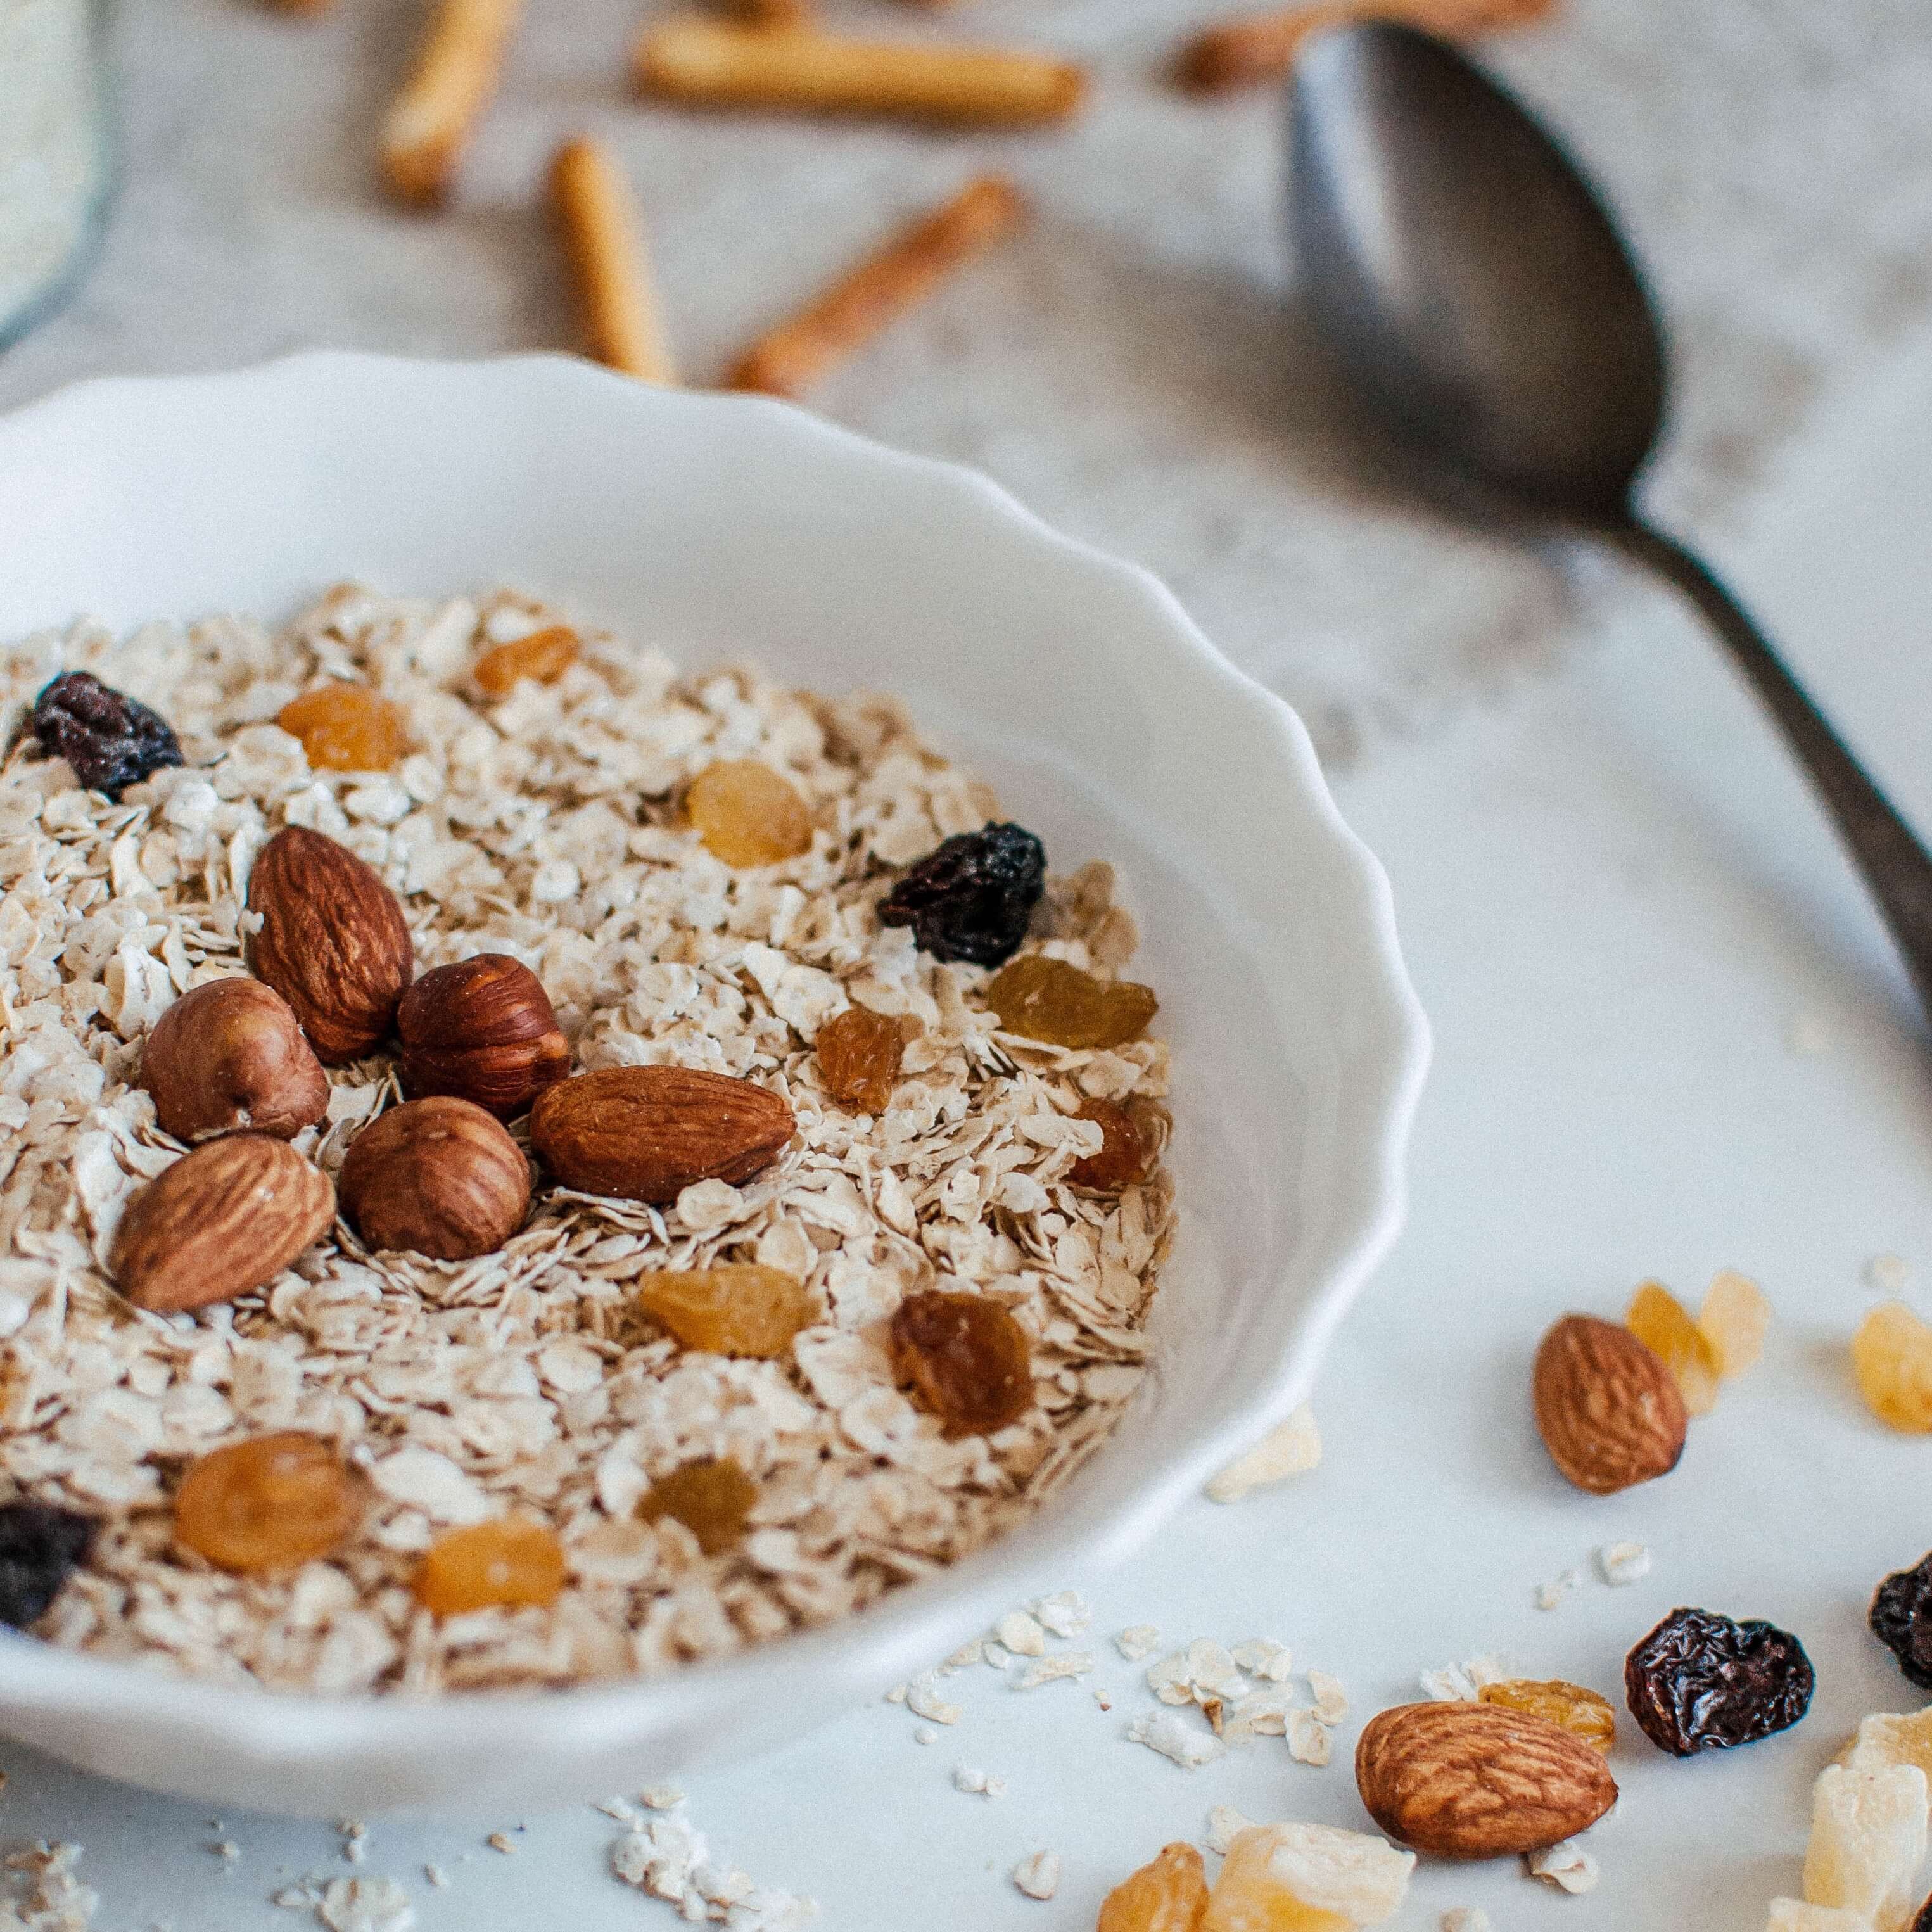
[0,587,1173,1694]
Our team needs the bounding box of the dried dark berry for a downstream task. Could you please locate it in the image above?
[1624,1605,1813,1756]
[1914,1890,1932,1932]
[0,1499,95,1628]
[1871,1551,1932,1690]
[29,670,184,799]
[877,822,1045,968]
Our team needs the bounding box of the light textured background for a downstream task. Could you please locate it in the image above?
[5,2,1932,1928]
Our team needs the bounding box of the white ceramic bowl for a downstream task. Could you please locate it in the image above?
[0,353,1427,1817]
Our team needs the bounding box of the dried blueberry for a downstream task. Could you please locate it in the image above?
[30,670,183,799]
[877,822,1045,968]
[0,1499,95,1629]
[1871,1551,1932,1691]
[1625,1606,1813,1756]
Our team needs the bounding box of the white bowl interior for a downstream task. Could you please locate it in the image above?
[0,355,1427,1814]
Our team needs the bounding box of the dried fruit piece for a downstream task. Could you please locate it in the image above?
[30,669,182,798]
[815,1005,903,1114]
[1803,1762,1928,1930]
[473,625,578,696]
[637,1264,815,1358]
[248,825,414,1064]
[110,1134,336,1313]
[530,1065,795,1202]
[1626,1280,1721,1416]
[142,977,330,1143]
[877,822,1047,968]
[639,1457,756,1555]
[397,953,569,1119]
[414,1517,566,1617]
[1068,1097,1148,1189]
[1625,1606,1814,1756]
[1354,1700,1617,1858]
[174,1432,367,1573]
[1531,1313,1687,1495]
[1869,1552,1932,1691]
[889,1288,1033,1437]
[1842,1708,1932,1784]
[276,682,407,772]
[338,1096,531,1261]
[685,758,813,867]
[986,954,1158,1050]
[1700,1268,1771,1379]
[0,1500,96,1628]
[1203,1823,1414,1929]
[1097,1841,1209,1932]
[1853,1302,1932,1432]
[1478,1679,1615,1755]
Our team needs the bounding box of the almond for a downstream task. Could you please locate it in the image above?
[110,1134,336,1313]
[1532,1312,1687,1495]
[247,825,413,1064]
[1355,1701,1618,1859]
[530,1066,794,1203]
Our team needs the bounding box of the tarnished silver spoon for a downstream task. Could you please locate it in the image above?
[1290,22,1932,1024]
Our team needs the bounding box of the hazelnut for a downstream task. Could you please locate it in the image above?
[338,1095,530,1261]
[142,978,331,1143]
[396,954,569,1120]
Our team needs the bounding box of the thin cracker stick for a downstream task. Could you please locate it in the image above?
[549,138,678,385]
[1178,0,1553,93]
[381,0,524,206]
[635,20,1084,128]
[727,175,1026,398]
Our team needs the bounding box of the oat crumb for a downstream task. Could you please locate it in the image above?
[485,1834,516,1855]
[1442,1911,1492,1931]
[1015,1651,1093,1690]
[954,1767,1007,1798]
[1128,1710,1226,1769]
[640,1785,686,1812]
[1205,1405,1320,1503]
[996,1611,1048,1658]
[1287,1707,1333,1766]
[913,1724,939,1745]
[1032,1591,1092,1637]
[1205,1804,1259,1855]
[1012,1851,1060,1901]
[1115,1625,1161,1663]
[1868,1253,1911,1293]
[1598,1539,1651,1587]
[1230,1638,1293,1682]
[1307,1669,1347,1722]
[1527,1839,1599,1893]
[318,1875,415,1932]
[423,1865,450,1890]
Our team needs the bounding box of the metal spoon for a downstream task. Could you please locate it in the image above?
[1289,22,1932,1024]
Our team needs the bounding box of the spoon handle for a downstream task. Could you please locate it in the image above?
[1612,516,1932,1026]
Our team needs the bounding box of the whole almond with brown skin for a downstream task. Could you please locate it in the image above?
[247,825,412,1064]
[338,1095,530,1260]
[397,954,569,1119]
[530,1066,794,1203]
[1356,1700,1618,1859]
[110,1134,335,1313]
[143,977,330,1143]
[1534,1312,1687,1494]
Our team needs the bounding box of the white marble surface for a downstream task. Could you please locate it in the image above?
[4,0,1932,1926]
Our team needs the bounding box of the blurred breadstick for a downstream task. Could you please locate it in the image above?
[635,20,1085,127]
[1178,0,1552,92]
[549,139,678,385]
[381,0,524,205]
[728,175,1025,398]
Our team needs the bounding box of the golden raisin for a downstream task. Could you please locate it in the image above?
[1098,1841,1209,1932]
[1699,1268,1770,1380]
[639,1457,757,1555]
[685,759,813,867]
[888,1288,1033,1437]
[817,1005,903,1114]
[414,1516,565,1617]
[1479,1678,1616,1754]
[986,954,1158,1050]
[1202,1829,1350,1932]
[637,1264,815,1359]
[1069,1098,1148,1190]
[1853,1302,1932,1432]
[173,1432,367,1573]
[276,683,406,772]
[473,624,579,697]
[1625,1280,1721,1417]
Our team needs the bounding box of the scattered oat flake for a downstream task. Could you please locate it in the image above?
[1207,1803,1260,1855]
[885,1684,910,1705]
[318,1876,416,1932]
[906,1674,962,1725]
[1116,1625,1161,1662]
[423,1865,449,1890]
[640,1785,685,1811]
[1128,1710,1226,1769]
[1868,1254,1911,1293]
[996,1610,1048,1658]
[595,1797,640,1822]
[1231,1638,1293,1681]
[1032,1590,1092,1637]
[1421,1657,1506,1703]
[1015,1651,1093,1689]
[1535,1579,1569,1612]
[1598,1540,1651,1586]
[1307,1670,1347,1722]
[1012,1851,1060,1901]
[485,1834,516,1855]
[1287,1707,1334,1765]
[1204,1404,1321,1503]
[954,1767,1007,1798]
[214,1840,240,1863]
[1442,1912,1492,1932]
[913,1725,939,1745]
[1526,1839,1599,1893]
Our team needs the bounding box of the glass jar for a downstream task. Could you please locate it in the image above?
[0,0,113,350]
